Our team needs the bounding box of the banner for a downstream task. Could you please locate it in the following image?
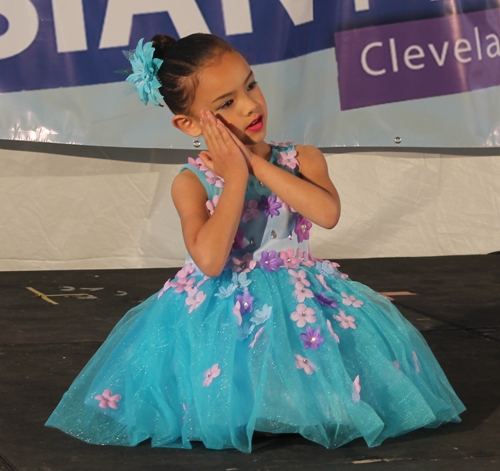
[1,0,500,149]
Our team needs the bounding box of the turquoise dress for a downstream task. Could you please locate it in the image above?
[46,142,465,452]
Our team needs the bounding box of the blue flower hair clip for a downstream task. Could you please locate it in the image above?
[123,38,164,107]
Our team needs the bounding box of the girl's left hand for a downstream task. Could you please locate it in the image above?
[216,122,258,174]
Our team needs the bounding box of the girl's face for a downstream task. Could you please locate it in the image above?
[189,51,268,147]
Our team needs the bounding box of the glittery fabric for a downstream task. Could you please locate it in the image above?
[46,143,465,452]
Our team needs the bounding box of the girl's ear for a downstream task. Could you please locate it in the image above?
[172,114,201,137]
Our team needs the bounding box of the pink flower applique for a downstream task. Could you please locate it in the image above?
[185,289,206,313]
[280,249,299,269]
[326,319,340,343]
[293,282,314,303]
[277,150,299,169]
[249,326,265,349]
[232,253,257,273]
[276,196,297,213]
[241,199,260,223]
[231,231,245,252]
[413,350,420,373]
[182,402,187,423]
[294,354,318,375]
[290,304,316,327]
[95,389,121,409]
[188,156,208,171]
[288,269,311,287]
[157,279,172,299]
[203,363,221,387]
[271,140,294,147]
[341,292,364,308]
[196,276,210,288]
[171,277,196,293]
[393,360,400,370]
[316,274,332,291]
[175,263,195,279]
[352,375,361,403]
[295,216,312,243]
[296,248,315,268]
[206,195,220,215]
[205,170,224,188]
[333,310,357,330]
[233,301,242,326]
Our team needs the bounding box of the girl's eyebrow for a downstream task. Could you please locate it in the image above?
[211,70,254,103]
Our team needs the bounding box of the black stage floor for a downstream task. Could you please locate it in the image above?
[1,254,499,471]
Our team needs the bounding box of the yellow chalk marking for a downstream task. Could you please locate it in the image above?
[26,287,90,305]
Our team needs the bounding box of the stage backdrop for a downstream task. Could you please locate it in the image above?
[2,0,500,149]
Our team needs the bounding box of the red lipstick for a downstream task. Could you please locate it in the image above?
[247,115,263,132]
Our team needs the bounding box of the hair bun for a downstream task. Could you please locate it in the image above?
[151,34,176,59]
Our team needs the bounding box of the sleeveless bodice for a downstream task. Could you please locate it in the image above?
[180,142,313,275]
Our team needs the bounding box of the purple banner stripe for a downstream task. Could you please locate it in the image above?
[335,8,500,111]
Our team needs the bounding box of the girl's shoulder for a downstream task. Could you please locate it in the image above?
[294,145,327,166]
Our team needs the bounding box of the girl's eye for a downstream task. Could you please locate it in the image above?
[248,81,258,91]
[218,99,233,110]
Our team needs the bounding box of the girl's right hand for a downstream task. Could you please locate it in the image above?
[198,110,249,181]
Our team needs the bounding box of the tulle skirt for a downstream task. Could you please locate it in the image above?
[46,263,465,452]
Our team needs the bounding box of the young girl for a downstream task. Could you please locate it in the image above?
[46,33,465,452]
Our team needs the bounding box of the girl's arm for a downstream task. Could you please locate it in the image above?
[171,112,249,278]
[237,140,340,229]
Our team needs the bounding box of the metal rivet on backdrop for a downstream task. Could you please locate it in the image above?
[193,140,201,148]
[394,137,402,144]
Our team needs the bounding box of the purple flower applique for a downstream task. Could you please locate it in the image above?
[333,310,357,329]
[341,292,364,308]
[326,319,340,343]
[206,194,220,216]
[235,290,254,314]
[293,282,314,303]
[259,250,283,272]
[233,301,242,326]
[205,170,224,188]
[276,196,297,212]
[315,274,332,292]
[277,150,299,169]
[259,194,281,217]
[232,253,257,273]
[300,326,324,350]
[185,289,206,313]
[241,199,260,223]
[95,389,121,409]
[294,354,318,375]
[290,304,316,327]
[314,292,339,309]
[352,375,361,402]
[203,363,221,387]
[249,326,265,349]
[157,279,172,299]
[280,249,299,269]
[188,156,209,172]
[231,231,245,252]
[295,215,312,243]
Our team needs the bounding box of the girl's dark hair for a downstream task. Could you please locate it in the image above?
[151,33,236,115]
